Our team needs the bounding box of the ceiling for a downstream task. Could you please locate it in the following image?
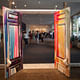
[22,14,54,25]
[0,0,80,25]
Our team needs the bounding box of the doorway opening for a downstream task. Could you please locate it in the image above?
[22,23,54,64]
[21,13,55,68]
[14,9,59,67]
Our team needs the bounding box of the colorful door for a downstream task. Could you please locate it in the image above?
[54,7,70,77]
[3,7,23,78]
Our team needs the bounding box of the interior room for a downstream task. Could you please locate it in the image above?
[22,14,54,64]
[0,0,80,80]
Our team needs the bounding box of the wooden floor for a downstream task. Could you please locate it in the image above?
[0,67,80,80]
[0,69,5,80]
[8,69,69,80]
[0,68,80,80]
[8,68,80,80]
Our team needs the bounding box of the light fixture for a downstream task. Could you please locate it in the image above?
[55,5,58,8]
[14,6,17,8]
[24,4,27,7]
[38,1,40,4]
[12,1,15,5]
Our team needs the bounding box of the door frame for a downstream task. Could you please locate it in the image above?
[2,7,72,78]
[14,9,60,69]
[1,8,79,66]
[12,8,80,67]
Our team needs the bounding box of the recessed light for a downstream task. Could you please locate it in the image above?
[24,4,27,7]
[38,1,40,4]
[12,1,15,5]
[55,5,58,8]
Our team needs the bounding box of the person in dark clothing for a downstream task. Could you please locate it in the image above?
[39,33,44,42]
[35,31,39,44]
[29,31,32,44]
[39,33,41,41]
[41,33,44,42]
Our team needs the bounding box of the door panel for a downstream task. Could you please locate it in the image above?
[3,7,23,78]
[54,7,70,77]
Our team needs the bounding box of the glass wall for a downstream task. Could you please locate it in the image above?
[72,14,80,37]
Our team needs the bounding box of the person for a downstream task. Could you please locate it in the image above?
[32,30,35,40]
[24,32,29,46]
[35,31,39,44]
[29,31,32,44]
[39,33,41,41]
[41,33,44,42]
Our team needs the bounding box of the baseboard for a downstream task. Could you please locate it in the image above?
[70,63,80,67]
[23,63,54,69]
[1,63,80,69]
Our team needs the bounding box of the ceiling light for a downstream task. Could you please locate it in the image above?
[12,1,15,5]
[38,1,40,4]
[15,6,17,8]
[55,5,58,8]
[24,4,27,7]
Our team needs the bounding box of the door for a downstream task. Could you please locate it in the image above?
[3,7,23,78]
[54,7,70,77]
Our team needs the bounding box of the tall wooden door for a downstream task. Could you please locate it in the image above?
[54,7,70,77]
[3,7,23,78]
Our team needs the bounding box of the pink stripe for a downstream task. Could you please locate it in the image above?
[14,26,18,58]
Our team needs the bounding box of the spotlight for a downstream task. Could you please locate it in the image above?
[55,5,58,8]
[15,6,17,8]
[24,4,27,7]
[38,1,40,4]
[12,1,15,5]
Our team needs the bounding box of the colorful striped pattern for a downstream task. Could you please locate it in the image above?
[9,25,19,59]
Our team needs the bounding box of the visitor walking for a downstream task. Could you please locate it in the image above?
[24,32,29,46]
[35,31,39,44]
